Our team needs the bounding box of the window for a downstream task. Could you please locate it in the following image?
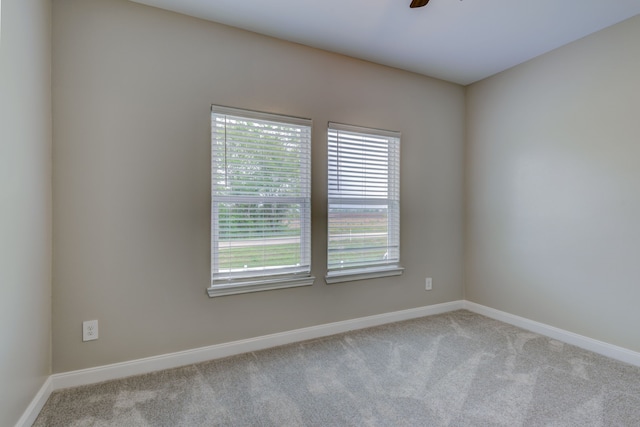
[326,122,403,283]
[209,106,314,297]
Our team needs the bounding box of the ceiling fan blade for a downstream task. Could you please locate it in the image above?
[410,0,430,8]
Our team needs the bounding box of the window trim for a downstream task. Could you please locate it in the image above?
[207,274,315,297]
[209,105,315,297]
[325,265,404,285]
[325,122,403,284]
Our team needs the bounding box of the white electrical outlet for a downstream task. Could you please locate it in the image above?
[83,320,99,342]
[425,277,433,291]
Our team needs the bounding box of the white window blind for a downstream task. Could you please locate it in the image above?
[210,105,313,296]
[326,123,402,283]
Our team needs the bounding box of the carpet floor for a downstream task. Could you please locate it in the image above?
[33,310,640,426]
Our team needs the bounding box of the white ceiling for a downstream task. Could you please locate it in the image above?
[129,0,640,85]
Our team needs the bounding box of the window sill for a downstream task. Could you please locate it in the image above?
[325,265,404,285]
[208,275,315,297]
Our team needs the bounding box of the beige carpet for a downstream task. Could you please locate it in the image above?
[34,310,640,426]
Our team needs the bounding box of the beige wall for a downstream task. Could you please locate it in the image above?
[0,0,52,424]
[466,15,640,352]
[52,0,465,373]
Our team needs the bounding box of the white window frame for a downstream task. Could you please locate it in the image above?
[209,105,314,297]
[325,122,403,284]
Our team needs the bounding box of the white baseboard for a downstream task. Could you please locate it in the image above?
[27,299,640,424]
[52,300,464,390]
[15,376,52,427]
[464,301,640,367]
